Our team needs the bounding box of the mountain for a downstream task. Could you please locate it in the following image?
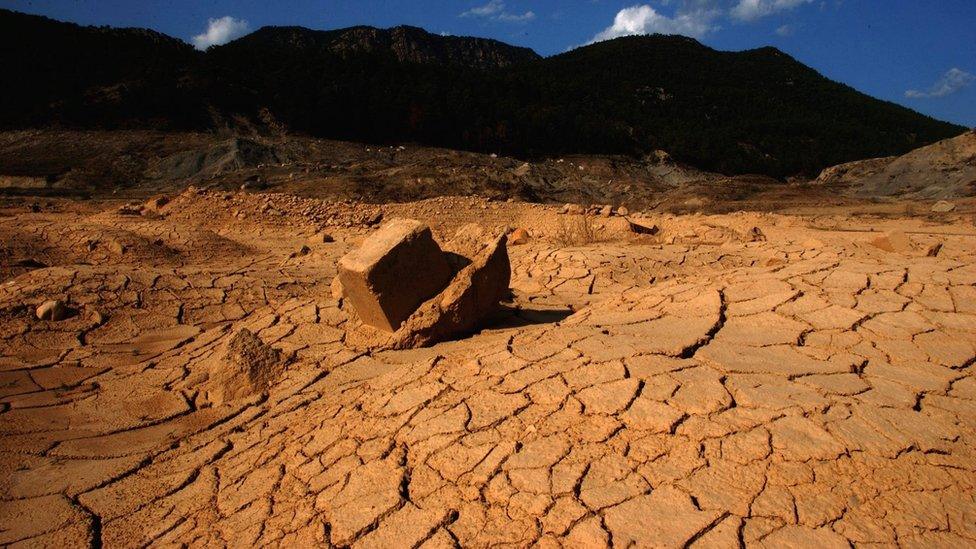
[491,36,967,175]
[0,9,206,130]
[0,8,967,178]
[229,25,541,69]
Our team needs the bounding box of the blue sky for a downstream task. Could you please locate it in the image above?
[5,0,975,126]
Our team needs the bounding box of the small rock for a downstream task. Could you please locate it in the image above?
[289,245,311,259]
[926,242,943,257]
[600,205,613,218]
[309,232,335,244]
[931,201,955,213]
[749,227,767,242]
[106,239,126,255]
[117,204,142,216]
[331,276,346,302]
[616,206,629,216]
[509,228,530,246]
[36,300,72,321]
[629,221,659,236]
[90,309,108,325]
[143,195,169,213]
[369,212,384,226]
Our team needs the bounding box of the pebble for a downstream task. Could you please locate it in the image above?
[36,300,71,321]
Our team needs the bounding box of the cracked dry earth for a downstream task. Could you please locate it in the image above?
[2,191,976,548]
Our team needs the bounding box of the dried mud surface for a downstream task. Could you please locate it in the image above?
[2,190,976,547]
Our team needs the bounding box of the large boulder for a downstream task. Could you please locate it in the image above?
[393,233,511,348]
[337,219,453,332]
[343,224,512,350]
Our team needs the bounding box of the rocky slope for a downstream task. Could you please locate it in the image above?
[0,129,755,210]
[816,130,976,199]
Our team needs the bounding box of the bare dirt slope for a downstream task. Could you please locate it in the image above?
[817,130,976,199]
[2,189,976,547]
[0,130,836,212]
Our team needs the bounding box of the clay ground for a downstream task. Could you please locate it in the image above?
[2,190,976,547]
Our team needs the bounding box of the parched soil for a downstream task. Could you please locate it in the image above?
[1,190,976,547]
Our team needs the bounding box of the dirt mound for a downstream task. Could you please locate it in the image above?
[147,137,286,183]
[816,130,976,199]
[204,329,286,404]
[162,187,384,230]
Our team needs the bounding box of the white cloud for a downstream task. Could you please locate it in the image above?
[498,11,536,23]
[906,68,975,99]
[775,24,794,36]
[460,0,535,23]
[461,0,505,18]
[589,4,720,43]
[731,0,813,21]
[191,16,250,50]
